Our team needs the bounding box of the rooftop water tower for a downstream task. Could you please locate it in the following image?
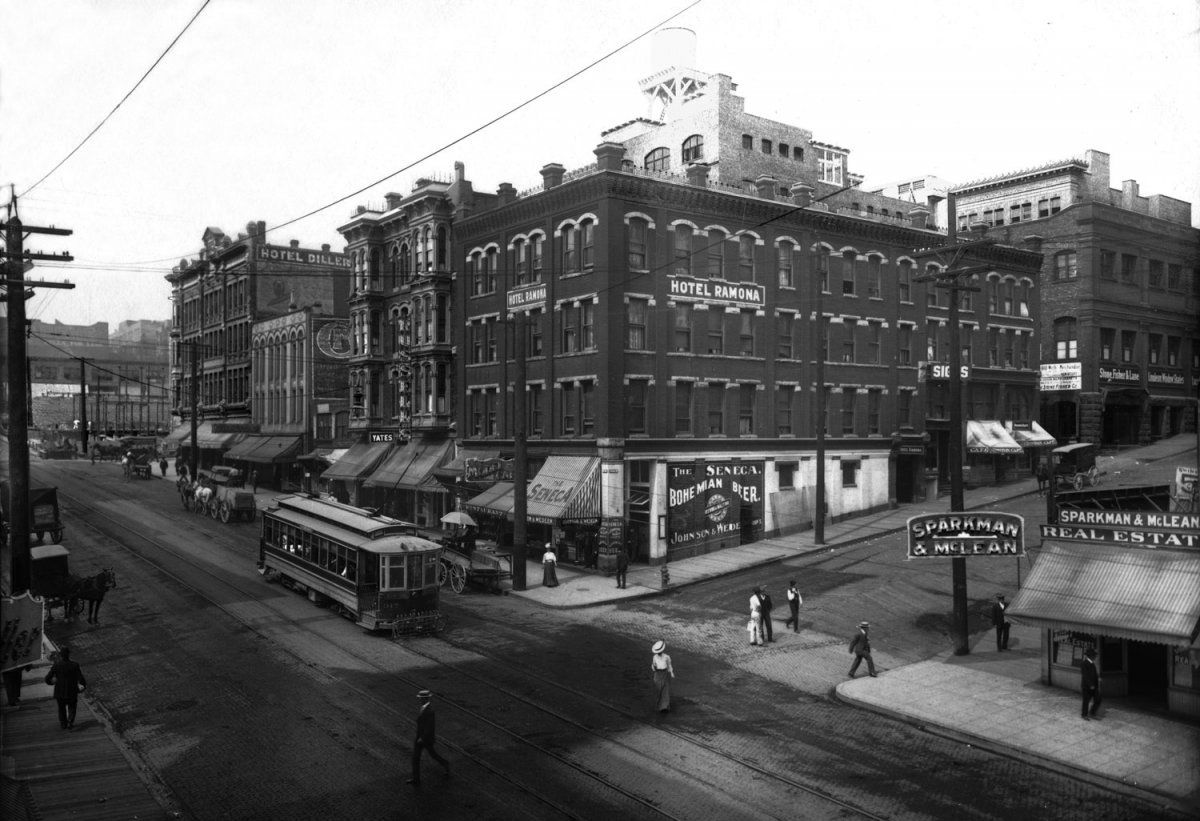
[642,27,706,120]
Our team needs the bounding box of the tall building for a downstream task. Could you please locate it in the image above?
[165,222,349,469]
[953,150,1200,445]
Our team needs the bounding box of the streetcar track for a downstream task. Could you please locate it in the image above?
[59,485,876,821]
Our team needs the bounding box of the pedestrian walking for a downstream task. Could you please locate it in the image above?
[407,689,450,785]
[615,547,629,589]
[650,640,674,713]
[121,453,131,481]
[747,587,764,646]
[759,585,775,642]
[3,663,33,707]
[848,621,877,678]
[159,457,169,478]
[249,469,258,492]
[784,580,803,632]
[992,593,1011,651]
[44,646,87,729]
[1035,460,1049,495]
[541,543,559,588]
[1080,647,1102,720]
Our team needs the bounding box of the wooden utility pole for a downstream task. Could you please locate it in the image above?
[2,195,74,593]
[79,358,91,455]
[511,308,528,590]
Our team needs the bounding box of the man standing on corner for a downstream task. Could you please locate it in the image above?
[759,585,775,642]
[992,593,1011,651]
[615,546,629,589]
[848,621,876,678]
[1081,647,1102,720]
[408,689,450,785]
[783,580,802,633]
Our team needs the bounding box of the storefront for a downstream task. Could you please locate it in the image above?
[1009,538,1200,718]
[223,434,304,490]
[663,459,765,560]
[319,440,392,507]
[963,420,1023,486]
[1008,420,1057,474]
[362,436,453,529]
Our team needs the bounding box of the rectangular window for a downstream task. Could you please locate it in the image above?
[1100,328,1115,360]
[1003,331,1014,367]
[675,382,693,434]
[580,380,595,435]
[776,390,792,435]
[738,235,756,281]
[1148,334,1162,365]
[580,300,595,350]
[898,262,912,302]
[778,243,794,287]
[867,389,881,435]
[1018,284,1029,318]
[560,383,576,435]
[528,309,544,357]
[1038,198,1050,218]
[628,380,648,434]
[673,225,692,276]
[842,254,857,295]
[581,221,594,269]
[1100,250,1116,279]
[1167,337,1180,367]
[1148,259,1164,288]
[707,382,725,435]
[531,236,543,281]
[1049,195,1061,214]
[674,303,693,352]
[707,308,724,354]
[989,328,1000,366]
[739,384,755,435]
[817,148,844,185]
[561,305,577,353]
[739,310,755,356]
[627,299,648,350]
[1002,282,1014,316]
[742,134,753,149]
[842,319,856,362]
[628,220,647,269]
[897,390,912,429]
[779,144,790,159]
[898,325,912,365]
[777,313,794,358]
[866,322,880,364]
[1055,251,1077,280]
[1168,263,1183,290]
[1120,253,1137,283]
[1121,330,1136,362]
[528,384,544,436]
[761,138,772,155]
[841,390,857,436]
[485,318,497,362]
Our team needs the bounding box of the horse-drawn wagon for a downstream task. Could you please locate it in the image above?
[1,482,64,544]
[1052,442,1101,491]
[437,528,513,593]
[29,546,118,624]
[178,467,256,522]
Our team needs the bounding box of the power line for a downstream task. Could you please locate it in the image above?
[18,0,213,197]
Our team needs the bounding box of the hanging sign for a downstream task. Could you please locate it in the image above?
[906,512,1025,558]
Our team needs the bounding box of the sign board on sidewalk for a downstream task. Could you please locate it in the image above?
[1,593,45,672]
[906,512,1025,558]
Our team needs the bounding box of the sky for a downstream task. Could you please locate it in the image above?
[3,0,1198,331]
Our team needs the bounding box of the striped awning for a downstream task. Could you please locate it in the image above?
[1009,421,1057,449]
[1008,541,1200,645]
[195,422,245,451]
[966,420,1023,455]
[462,456,601,525]
[364,439,453,492]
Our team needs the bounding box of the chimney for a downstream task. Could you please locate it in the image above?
[1023,234,1045,254]
[455,161,465,182]
[257,220,266,238]
[686,162,710,187]
[593,142,626,171]
[754,175,777,200]
[321,244,331,252]
[1121,179,1139,209]
[385,193,403,209]
[290,239,300,249]
[790,182,815,208]
[497,182,517,205]
[908,205,930,230]
[541,163,566,190]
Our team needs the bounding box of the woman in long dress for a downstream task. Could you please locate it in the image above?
[651,640,674,712]
[542,543,559,587]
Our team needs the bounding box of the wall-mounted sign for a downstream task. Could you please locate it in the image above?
[256,244,351,268]
[1148,370,1185,386]
[667,461,764,550]
[906,512,1025,558]
[507,283,547,312]
[667,275,764,308]
[1040,524,1199,548]
[465,457,513,483]
[1041,508,1200,549]
[1040,361,1081,391]
[315,320,353,360]
[369,431,398,443]
[1099,366,1140,384]
[925,363,972,381]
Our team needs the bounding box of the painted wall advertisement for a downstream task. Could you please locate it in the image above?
[667,461,764,551]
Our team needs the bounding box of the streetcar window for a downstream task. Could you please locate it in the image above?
[362,555,378,586]
[382,555,407,590]
[423,554,439,586]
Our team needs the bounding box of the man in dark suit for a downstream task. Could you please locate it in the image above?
[44,646,87,729]
[615,547,629,589]
[848,622,876,678]
[784,580,802,632]
[1080,647,1102,720]
[759,586,775,642]
[992,593,1010,651]
[408,689,450,786]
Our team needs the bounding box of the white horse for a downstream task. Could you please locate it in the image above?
[194,482,213,513]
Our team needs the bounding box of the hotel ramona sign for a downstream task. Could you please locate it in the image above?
[667,275,765,309]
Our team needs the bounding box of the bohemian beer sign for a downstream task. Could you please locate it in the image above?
[667,461,764,550]
[906,512,1025,558]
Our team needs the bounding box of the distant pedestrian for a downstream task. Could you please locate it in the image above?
[121,453,131,481]
[992,593,1011,651]
[407,689,450,786]
[650,640,674,713]
[159,457,169,477]
[1081,647,1102,720]
[44,646,87,729]
[784,580,803,632]
[759,585,775,642]
[848,621,877,678]
[1035,461,1049,495]
[748,587,764,646]
[541,543,559,588]
[3,663,33,707]
[615,547,629,589]
[249,470,258,492]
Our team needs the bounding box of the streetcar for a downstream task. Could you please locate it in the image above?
[257,494,444,633]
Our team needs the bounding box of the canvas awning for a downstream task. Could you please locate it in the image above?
[462,456,601,525]
[364,439,453,492]
[163,425,193,446]
[1009,421,1056,449]
[195,422,245,451]
[225,434,303,464]
[320,441,392,482]
[1008,541,1200,645]
[965,420,1023,455]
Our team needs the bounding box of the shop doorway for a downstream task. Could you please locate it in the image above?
[1127,641,1168,704]
[896,455,918,503]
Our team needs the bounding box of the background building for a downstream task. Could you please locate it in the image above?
[954,150,1200,446]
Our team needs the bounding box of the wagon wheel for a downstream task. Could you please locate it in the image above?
[437,560,450,587]
[219,500,231,523]
[208,499,220,519]
[1072,474,1084,491]
[51,528,64,544]
[449,563,467,594]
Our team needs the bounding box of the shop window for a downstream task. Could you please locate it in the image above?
[777,460,797,488]
[841,458,860,487]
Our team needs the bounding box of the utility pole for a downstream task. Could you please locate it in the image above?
[79,357,91,455]
[190,341,200,479]
[813,246,828,545]
[511,308,528,590]
[2,193,74,593]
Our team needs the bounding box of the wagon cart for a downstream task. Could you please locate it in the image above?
[438,536,513,594]
[130,451,154,479]
[3,483,66,545]
[30,544,83,620]
[209,467,257,522]
[1052,442,1101,491]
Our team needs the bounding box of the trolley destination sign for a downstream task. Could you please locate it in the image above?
[906,512,1025,558]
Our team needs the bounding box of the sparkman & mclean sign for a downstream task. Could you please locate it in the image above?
[906,512,1025,558]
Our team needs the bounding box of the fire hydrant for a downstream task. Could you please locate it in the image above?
[660,563,670,588]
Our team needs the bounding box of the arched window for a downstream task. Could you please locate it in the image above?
[644,147,670,172]
[681,135,704,164]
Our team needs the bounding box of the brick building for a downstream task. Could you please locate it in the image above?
[954,150,1200,445]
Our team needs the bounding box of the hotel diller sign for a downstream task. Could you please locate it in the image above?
[906,512,1025,559]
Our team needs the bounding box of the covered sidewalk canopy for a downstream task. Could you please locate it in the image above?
[1008,541,1200,645]
[162,424,193,448]
[320,441,392,483]
[224,434,303,464]
[364,439,453,492]
[463,456,601,525]
[966,420,1023,455]
[1009,421,1057,449]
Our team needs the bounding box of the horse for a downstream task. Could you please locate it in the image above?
[68,568,118,625]
[194,482,213,515]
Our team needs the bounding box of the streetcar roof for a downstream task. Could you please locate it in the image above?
[268,494,420,537]
[265,499,441,554]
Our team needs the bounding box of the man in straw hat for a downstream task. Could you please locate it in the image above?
[407,689,450,786]
[848,621,877,678]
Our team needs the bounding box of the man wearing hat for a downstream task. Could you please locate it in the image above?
[408,689,450,786]
[848,621,876,678]
[992,593,1011,651]
[1080,648,1102,720]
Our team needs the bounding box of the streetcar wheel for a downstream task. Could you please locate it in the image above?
[450,563,467,594]
[219,501,231,523]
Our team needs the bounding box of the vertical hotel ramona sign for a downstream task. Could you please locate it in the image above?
[906,512,1025,558]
